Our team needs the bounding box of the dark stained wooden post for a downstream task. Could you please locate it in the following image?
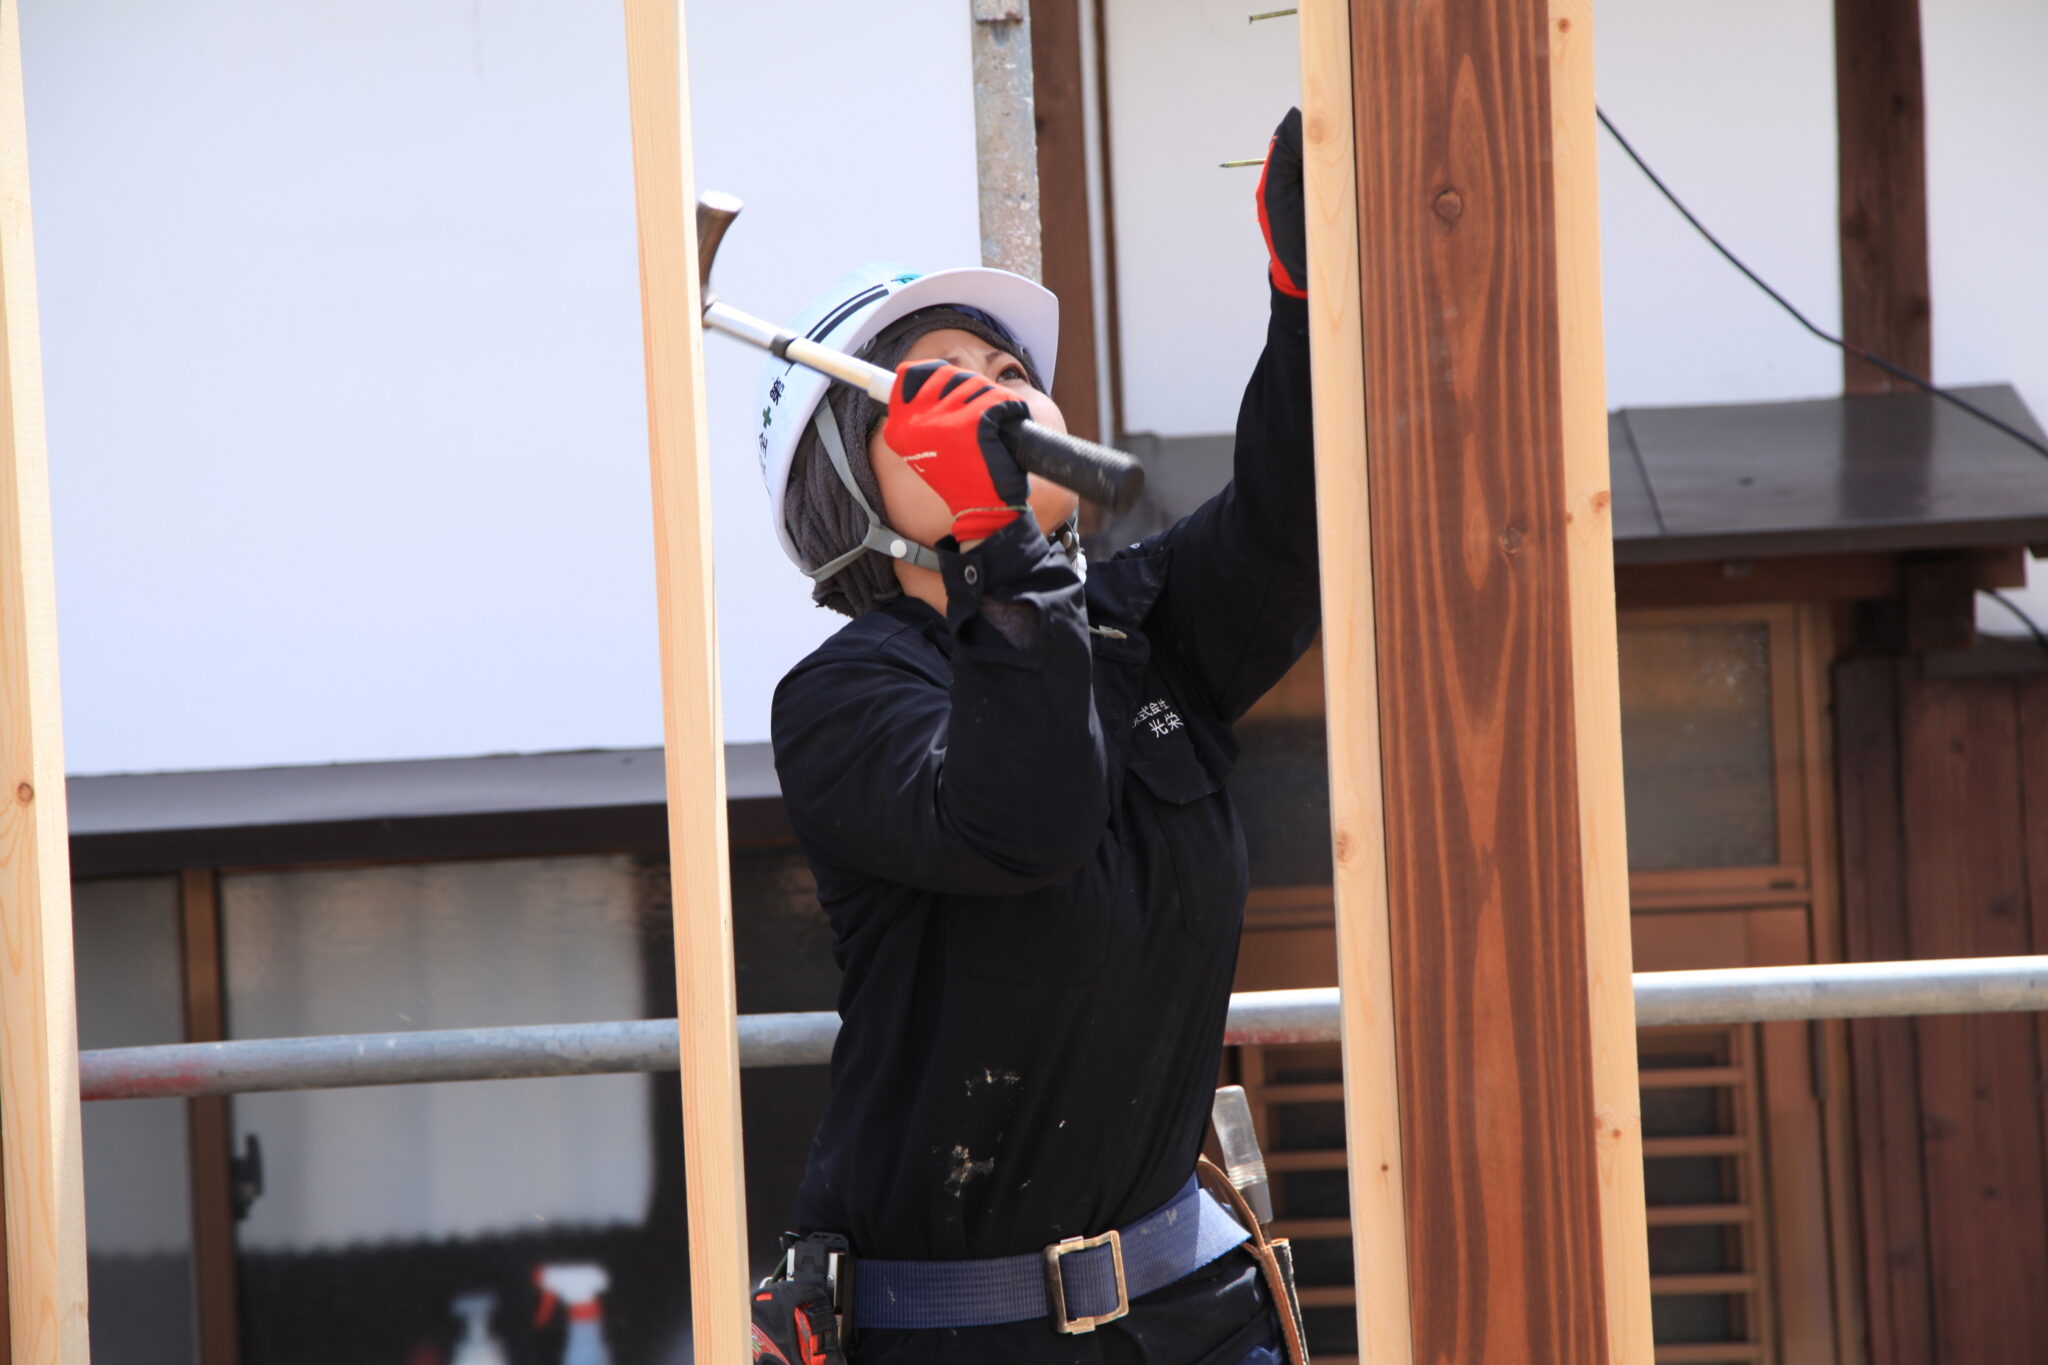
[1029,0,1104,447]
[1836,0,1931,393]
[179,870,241,1365]
[1317,0,1655,1358]
[1834,658,1938,1365]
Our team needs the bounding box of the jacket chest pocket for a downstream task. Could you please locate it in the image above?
[1124,724,1245,943]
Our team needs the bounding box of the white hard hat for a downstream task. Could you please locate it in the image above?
[755,262,1059,572]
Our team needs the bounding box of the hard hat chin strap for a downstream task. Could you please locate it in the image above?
[801,407,1089,585]
[801,407,944,582]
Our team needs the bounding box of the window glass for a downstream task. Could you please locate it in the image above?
[220,854,682,1364]
[73,875,196,1365]
[1620,623,1779,871]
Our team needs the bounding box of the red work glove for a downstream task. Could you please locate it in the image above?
[1257,108,1306,299]
[883,360,1031,542]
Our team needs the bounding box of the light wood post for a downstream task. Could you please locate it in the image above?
[1550,0,1656,1355]
[620,3,751,1360]
[1311,0,1654,1358]
[0,0,91,1359]
[1298,3,1414,1362]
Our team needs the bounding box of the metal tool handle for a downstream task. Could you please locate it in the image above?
[711,302,1148,513]
[1006,421,1145,513]
[1211,1085,1275,1226]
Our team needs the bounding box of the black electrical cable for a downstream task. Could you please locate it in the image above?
[1985,589,2048,657]
[1595,107,2048,464]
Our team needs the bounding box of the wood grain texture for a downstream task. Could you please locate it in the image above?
[1347,0,1624,1356]
[1746,914,1839,1365]
[1029,0,1102,447]
[2024,677,2048,1300]
[1548,1,1652,1357]
[1833,658,1932,1365]
[178,870,239,1365]
[1299,2,1413,1361]
[1798,607,1866,1364]
[0,0,89,1356]
[620,3,750,1359]
[1899,678,2048,1363]
[1835,0,1930,394]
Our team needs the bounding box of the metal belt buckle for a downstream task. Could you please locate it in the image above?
[1043,1229,1128,1334]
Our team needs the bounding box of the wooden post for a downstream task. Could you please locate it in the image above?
[178,870,239,1365]
[1548,0,1656,1356]
[1298,2,1413,1361]
[620,3,751,1360]
[1311,0,1655,1357]
[1030,0,1105,447]
[0,0,91,1357]
[1835,0,1930,395]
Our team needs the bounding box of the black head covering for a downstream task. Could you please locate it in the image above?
[783,306,1047,618]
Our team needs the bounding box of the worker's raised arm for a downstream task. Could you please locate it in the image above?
[772,510,1107,897]
[1149,109,1320,722]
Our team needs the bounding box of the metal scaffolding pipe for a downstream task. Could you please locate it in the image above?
[77,957,2048,1102]
[1631,955,2048,1027]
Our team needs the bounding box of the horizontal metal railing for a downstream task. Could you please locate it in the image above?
[78,955,2048,1102]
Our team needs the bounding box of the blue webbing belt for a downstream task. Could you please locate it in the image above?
[850,1175,1252,1331]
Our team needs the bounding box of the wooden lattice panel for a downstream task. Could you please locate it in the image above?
[1235,1027,1783,1365]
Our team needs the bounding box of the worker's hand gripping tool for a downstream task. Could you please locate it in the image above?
[694,192,1146,514]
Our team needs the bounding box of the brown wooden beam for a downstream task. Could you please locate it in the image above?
[179,870,240,1365]
[1088,0,1125,440]
[1833,657,1935,1365]
[1836,0,1931,393]
[1616,552,1902,610]
[1899,677,2048,1360]
[1331,0,1652,1356]
[1030,0,1103,448]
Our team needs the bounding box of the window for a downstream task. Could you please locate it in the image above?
[217,854,683,1365]
[1620,621,1779,872]
[74,875,197,1365]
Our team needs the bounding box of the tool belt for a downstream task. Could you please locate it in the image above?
[852,1171,1251,1333]
[1195,1158,1311,1365]
[752,1166,1309,1363]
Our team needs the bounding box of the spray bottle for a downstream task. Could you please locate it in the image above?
[449,1292,508,1365]
[534,1263,612,1365]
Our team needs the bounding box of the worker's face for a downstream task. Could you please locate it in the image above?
[869,327,1081,548]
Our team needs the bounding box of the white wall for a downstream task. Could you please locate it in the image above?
[1101,0,1298,438]
[29,0,2048,778]
[1104,0,2048,632]
[1923,0,2048,634]
[24,0,979,774]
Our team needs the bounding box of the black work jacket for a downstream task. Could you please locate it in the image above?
[770,295,1316,1365]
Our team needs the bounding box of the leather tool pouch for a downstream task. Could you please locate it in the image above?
[1197,1158,1311,1365]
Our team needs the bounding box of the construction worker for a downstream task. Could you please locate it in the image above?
[754,111,1312,1365]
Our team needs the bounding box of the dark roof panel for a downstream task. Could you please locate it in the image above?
[67,743,779,836]
[1607,409,1663,541]
[1611,383,2048,564]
